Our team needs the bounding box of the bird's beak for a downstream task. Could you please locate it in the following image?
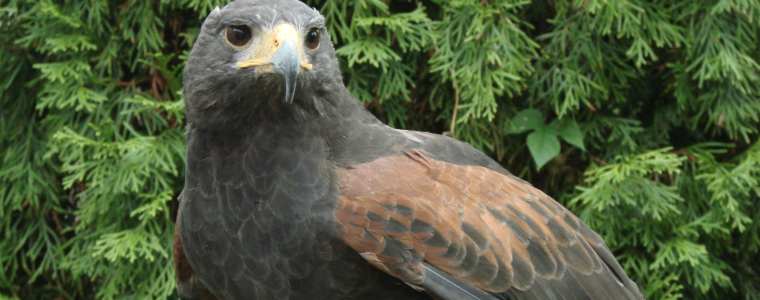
[237,24,312,104]
[270,37,299,104]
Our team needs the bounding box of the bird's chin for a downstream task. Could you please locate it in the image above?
[250,74,302,103]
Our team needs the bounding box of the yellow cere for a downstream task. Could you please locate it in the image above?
[237,59,312,70]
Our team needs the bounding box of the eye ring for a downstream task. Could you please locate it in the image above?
[305,27,320,50]
[226,25,252,47]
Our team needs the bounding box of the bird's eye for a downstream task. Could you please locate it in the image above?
[305,28,320,49]
[226,25,252,47]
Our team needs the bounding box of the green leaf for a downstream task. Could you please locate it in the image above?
[526,124,561,169]
[507,108,544,134]
[552,119,586,151]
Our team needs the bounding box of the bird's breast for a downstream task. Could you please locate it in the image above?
[178,129,351,299]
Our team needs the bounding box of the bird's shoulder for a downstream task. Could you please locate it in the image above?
[337,120,512,178]
[397,129,510,174]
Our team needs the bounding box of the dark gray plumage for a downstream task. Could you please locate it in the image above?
[175,1,647,300]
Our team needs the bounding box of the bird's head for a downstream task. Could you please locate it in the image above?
[184,0,342,128]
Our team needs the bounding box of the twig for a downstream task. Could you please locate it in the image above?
[0,44,24,51]
[670,149,696,162]
[590,155,610,166]
[116,77,151,86]
[416,95,429,116]
[50,210,63,231]
[449,67,460,137]
[151,71,165,101]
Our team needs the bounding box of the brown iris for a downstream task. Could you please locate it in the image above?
[226,25,252,47]
[305,28,320,49]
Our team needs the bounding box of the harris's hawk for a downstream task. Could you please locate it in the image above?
[174,0,647,299]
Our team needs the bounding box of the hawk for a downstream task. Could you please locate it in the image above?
[174,0,646,299]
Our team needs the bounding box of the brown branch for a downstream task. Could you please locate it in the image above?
[50,210,63,232]
[151,72,164,101]
[116,77,151,87]
[590,155,610,166]
[416,95,429,116]
[0,44,24,51]
[670,149,696,162]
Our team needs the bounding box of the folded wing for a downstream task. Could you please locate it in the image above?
[335,150,645,300]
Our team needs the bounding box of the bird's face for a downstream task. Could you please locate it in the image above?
[184,0,337,127]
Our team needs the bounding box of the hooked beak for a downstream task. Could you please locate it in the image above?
[270,37,299,104]
[236,23,313,104]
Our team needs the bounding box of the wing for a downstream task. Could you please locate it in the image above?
[335,150,645,300]
[174,204,218,300]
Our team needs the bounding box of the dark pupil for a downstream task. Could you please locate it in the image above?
[306,29,320,49]
[227,25,251,46]
[233,28,245,41]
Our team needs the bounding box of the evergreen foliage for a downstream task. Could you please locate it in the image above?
[1,0,758,299]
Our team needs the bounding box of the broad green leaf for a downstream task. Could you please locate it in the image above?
[526,124,561,169]
[507,108,544,134]
[551,119,586,151]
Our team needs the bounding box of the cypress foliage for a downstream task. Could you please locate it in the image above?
[1,0,758,299]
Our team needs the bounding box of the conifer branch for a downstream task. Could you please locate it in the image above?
[449,66,460,138]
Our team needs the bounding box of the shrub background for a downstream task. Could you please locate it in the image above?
[2,0,759,299]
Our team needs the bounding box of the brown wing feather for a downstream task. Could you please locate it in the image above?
[335,150,643,299]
